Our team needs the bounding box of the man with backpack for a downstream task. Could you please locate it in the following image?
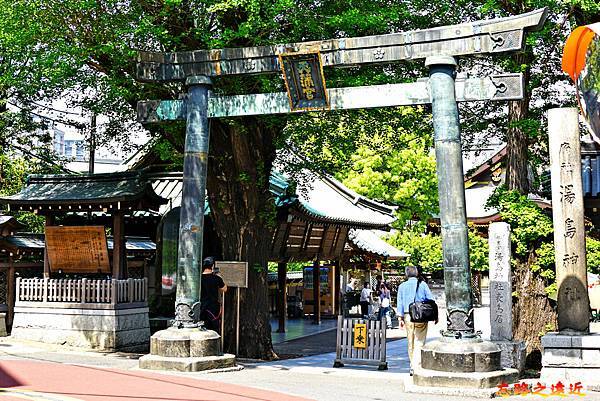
[397,265,437,376]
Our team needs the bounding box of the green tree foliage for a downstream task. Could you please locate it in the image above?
[487,187,554,258]
[1,0,458,359]
[341,144,438,226]
[587,237,600,275]
[386,229,443,272]
[385,227,489,272]
[0,155,48,232]
[469,229,490,272]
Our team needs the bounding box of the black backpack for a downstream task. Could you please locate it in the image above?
[408,280,438,323]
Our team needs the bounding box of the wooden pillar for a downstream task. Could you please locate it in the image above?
[333,260,341,316]
[7,256,15,330]
[313,259,321,324]
[43,215,54,278]
[277,261,287,333]
[112,212,126,279]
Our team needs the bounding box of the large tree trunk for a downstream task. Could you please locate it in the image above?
[512,253,557,369]
[505,51,532,195]
[206,118,278,360]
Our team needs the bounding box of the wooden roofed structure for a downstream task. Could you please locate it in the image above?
[0,172,166,336]
[0,170,167,280]
[142,170,400,332]
[0,216,24,238]
[430,145,551,230]
[344,229,409,266]
[269,170,396,261]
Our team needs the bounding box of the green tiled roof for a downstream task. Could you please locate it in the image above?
[270,170,396,228]
[147,170,396,229]
[347,229,409,259]
[0,171,167,211]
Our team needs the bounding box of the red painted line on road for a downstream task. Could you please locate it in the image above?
[0,360,312,401]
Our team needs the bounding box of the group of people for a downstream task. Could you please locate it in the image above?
[358,275,393,327]
[353,267,436,375]
[205,259,434,375]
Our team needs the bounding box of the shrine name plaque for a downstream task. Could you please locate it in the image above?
[215,261,248,288]
[46,226,111,273]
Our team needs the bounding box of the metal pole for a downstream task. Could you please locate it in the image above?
[426,56,474,338]
[277,261,287,333]
[313,260,321,324]
[174,75,212,328]
[236,287,240,355]
[221,292,225,349]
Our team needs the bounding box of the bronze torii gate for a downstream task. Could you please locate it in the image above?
[136,9,546,342]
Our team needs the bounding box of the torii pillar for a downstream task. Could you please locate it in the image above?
[139,76,236,371]
[411,57,518,389]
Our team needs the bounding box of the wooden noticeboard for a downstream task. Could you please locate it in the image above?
[215,261,248,288]
[45,226,111,273]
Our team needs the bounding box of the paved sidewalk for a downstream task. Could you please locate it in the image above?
[0,359,311,401]
[271,318,337,345]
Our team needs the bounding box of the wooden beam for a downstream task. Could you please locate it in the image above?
[43,215,54,278]
[277,261,287,333]
[138,73,525,123]
[313,259,321,325]
[136,9,547,81]
[112,212,126,279]
[7,255,14,330]
[333,260,341,316]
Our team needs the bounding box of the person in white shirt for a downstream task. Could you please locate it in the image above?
[359,281,372,317]
[345,279,355,293]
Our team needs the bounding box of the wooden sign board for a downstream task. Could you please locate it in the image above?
[279,52,329,111]
[215,261,248,288]
[45,226,110,273]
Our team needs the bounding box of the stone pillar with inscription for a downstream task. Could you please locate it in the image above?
[488,222,526,373]
[541,108,600,385]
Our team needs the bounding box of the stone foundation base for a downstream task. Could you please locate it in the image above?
[11,306,150,352]
[404,376,500,398]
[139,327,236,372]
[492,340,526,374]
[541,332,600,385]
[139,354,236,372]
[413,366,519,389]
[0,313,7,337]
[417,337,517,389]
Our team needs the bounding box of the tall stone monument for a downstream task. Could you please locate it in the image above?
[488,222,526,373]
[541,108,600,384]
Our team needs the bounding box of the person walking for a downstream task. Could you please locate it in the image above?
[397,265,436,376]
[378,283,392,328]
[359,281,372,317]
[200,257,227,332]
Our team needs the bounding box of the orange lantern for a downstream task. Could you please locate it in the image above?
[562,23,600,136]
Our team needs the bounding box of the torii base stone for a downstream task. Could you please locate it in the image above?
[139,327,236,372]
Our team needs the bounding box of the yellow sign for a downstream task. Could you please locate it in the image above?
[353,323,367,349]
